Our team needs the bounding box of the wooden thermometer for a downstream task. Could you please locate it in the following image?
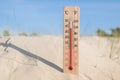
[63,6,80,74]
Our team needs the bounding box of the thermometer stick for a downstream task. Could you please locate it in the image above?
[63,6,80,74]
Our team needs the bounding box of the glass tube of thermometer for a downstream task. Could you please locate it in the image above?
[63,6,79,75]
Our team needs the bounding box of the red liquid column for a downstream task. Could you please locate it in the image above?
[69,28,73,70]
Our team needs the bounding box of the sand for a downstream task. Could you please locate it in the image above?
[0,36,120,80]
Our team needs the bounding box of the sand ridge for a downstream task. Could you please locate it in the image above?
[0,36,120,80]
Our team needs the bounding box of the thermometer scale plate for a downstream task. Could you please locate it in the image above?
[63,6,80,74]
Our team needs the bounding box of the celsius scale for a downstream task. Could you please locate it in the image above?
[63,6,80,74]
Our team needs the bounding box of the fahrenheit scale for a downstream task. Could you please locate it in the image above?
[63,6,80,74]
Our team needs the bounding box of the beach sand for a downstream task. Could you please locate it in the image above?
[0,36,120,80]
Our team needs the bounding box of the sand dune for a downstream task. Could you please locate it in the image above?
[0,36,120,80]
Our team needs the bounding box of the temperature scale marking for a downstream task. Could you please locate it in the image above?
[63,6,80,74]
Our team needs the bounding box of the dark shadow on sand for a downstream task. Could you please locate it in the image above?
[0,39,63,72]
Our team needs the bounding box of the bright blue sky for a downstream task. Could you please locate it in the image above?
[0,0,120,35]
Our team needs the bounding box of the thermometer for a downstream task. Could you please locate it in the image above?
[63,6,80,74]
